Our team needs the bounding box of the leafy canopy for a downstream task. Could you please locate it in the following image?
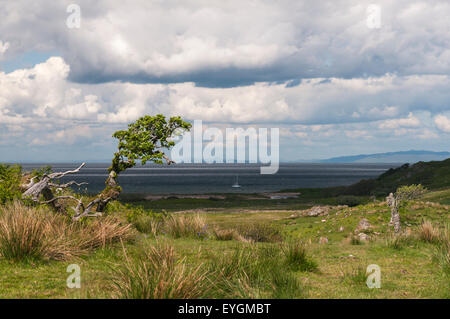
[110,114,191,174]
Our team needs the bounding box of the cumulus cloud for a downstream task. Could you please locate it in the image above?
[1,1,450,86]
[378,113,420,129]
[434,114,450,132]
[2,57,450,131]
[0,1,449,160]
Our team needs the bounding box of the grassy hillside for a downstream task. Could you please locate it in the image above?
[284,158,450,198]
[344,158,450,196]
[0,188,448,299]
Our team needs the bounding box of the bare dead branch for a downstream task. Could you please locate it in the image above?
[49,162,86,179]
[48,181,88,188]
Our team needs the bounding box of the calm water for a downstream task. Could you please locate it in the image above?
[19,163,400,194]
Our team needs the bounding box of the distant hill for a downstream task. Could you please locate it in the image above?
[339,158,450,196]
[285,157,450,198]
[318,150,450,163]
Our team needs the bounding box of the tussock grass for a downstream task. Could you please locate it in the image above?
[111,243,211,299]
[348,234,362,245]
[434,224,450,275]
[163,214,208,239]
[0,201,135,261]
[341,264,367,285]
[281,241,318,272]
[235,222,282,243]
[419,220,440,243]
[133,215,163,236]
[384,232,415,250]
[207,245,303,298]
[210,227,250,242]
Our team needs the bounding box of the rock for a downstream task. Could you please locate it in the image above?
[321,219,327,222]
[338,226,345,232]
[356,218,371,231]
[319,237,328,244]
[304,206,330,217]
[358,233,369,241]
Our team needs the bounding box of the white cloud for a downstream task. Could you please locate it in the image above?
[0,40,9,56]
[378,113,420,129]
[1,57,450,134]
[434,114,450,132]
[2,1,450,85]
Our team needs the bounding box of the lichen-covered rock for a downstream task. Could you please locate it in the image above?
[303,206,330,217]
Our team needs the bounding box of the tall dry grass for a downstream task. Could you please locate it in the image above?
[163,214,208,239]
[419,220,441,243]
[111,243,212,299]
[0,201,135,261]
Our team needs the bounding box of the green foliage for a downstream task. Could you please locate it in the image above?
[395,184,427,208]
[0,164,22,203]
[110,114,191,174]
[31,165,52,181]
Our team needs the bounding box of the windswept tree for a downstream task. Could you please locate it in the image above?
[20,114,191,220]
[386,184,426,233]
[96,114,191,213]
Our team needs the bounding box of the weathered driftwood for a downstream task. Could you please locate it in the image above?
[21,163,106,221]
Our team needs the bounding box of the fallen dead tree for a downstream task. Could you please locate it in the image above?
[20,162,102,220]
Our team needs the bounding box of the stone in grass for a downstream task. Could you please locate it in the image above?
[319,237,328,244]
[358,232,370,241]
[304,206,330,217]
[338,226,345,232]
[356,218,372,232]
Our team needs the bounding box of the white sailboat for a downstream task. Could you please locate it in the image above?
[232,175,241,188]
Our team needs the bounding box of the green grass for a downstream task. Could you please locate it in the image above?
[0,187,449,299]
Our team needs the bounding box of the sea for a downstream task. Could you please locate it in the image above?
[19,163,400,195]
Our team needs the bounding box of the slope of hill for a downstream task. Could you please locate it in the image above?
[340,158,450,196]
[284,158,450,198]
[318,150,450,163]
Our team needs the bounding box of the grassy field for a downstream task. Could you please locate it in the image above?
[0,189,449,299]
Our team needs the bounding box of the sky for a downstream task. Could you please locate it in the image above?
[0,0,449,162]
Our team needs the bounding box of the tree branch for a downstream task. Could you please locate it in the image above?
[48,181,88,188]
[49,162,86,179]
